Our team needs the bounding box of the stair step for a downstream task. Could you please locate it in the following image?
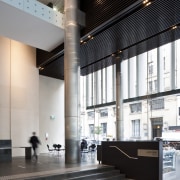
[67,170,124,180]
[24,165,133,180]
[97,174,127,180]
[63,166,117,179]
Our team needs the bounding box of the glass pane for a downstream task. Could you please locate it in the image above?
[97,70,102,104]
[132,119,140,137]
[107,66,113,102]
[159,43,172,92]
[129,56,137,98]
[102,68,106,103]
[138,52,147,96]
[80,75,86,109]
[147,48,158,94]
[121,59,128,99]
[86,74,93,106]
[175,39,180,89]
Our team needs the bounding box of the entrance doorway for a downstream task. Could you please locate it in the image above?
[151,117,163,139]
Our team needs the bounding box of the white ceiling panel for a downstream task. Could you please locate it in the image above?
[0,1,64,51]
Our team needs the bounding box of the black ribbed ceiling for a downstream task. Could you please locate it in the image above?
[80,0,139,35]
[80,0,180,69]
[38,0,180,79]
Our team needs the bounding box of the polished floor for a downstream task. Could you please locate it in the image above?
[0,151,101,180]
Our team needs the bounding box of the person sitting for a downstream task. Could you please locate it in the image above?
[80,139,87,151]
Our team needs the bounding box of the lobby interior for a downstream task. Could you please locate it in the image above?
[0,0,180,179]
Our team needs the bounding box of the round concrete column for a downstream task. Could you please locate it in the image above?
[116,58,124,140]
[64,0,81,164]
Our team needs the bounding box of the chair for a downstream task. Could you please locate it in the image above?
[89,144,96,152]
[52,144,63,156]
[80,140,89,158]
[57,144,62,151]
[56,144,62,156]
[47,144,54,154]
[53,144,57,150]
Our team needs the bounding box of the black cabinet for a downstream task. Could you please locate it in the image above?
[0,140,12,162]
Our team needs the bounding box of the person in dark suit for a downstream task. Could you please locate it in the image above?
[81,139,87,151]
[29,132,41,161]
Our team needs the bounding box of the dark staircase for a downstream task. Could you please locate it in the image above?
[26,166,132,180]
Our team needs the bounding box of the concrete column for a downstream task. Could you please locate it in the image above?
[64,0,81,164]
[116,58,124,140]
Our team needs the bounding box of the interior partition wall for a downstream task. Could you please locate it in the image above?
[0,36,39,156]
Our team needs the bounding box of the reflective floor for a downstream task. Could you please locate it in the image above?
[0,151,101,180]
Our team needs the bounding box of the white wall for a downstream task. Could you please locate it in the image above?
[0,36,39,156]
[39,75,64,153]
[0,36,65,156]
[0,36,11,139]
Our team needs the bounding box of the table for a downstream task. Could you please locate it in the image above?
[13,147,32,159]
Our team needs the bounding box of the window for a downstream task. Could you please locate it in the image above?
[154,80,157,91]
[87,74,93,106]
[163,56,166,71]
[129,56,137,98]
[121,60,128,99]
[148,62,153,74]
[130,103,142,113]
[99,109,108,117]
[149,81,153,92]
[132,119,140,137]
[89,124,94,135]
[138,52,147,96]
[107,65,114,102]
[159,43,172,91]
[97,70,102,104]
[101,123,107,135]
[150,98,164,110]
[87,111,95,119]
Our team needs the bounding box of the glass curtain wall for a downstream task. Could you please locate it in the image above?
[80,64,116,141]
[80,38,180,142]
[79,39,180,179]
[122,39,180,141]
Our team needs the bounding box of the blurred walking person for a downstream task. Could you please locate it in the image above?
[29,132,41,161]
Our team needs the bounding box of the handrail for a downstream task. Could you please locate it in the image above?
[109,146,138,160]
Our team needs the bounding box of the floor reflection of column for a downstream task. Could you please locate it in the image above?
[81,150,97,163]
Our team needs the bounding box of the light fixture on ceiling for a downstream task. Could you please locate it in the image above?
[143,0,149,4]
[39,67,44,70]
[172,25,177,30]
[143,0,151,6]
